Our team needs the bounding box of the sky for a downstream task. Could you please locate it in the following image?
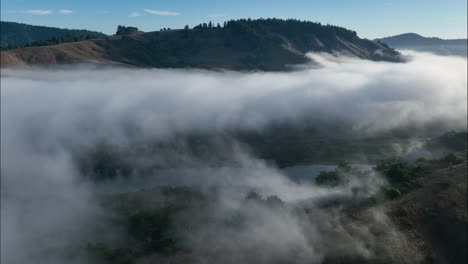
[1,0,467,39]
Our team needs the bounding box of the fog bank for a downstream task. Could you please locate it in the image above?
[1,51,466,263]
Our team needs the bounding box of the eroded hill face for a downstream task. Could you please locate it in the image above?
[1,19,401,70]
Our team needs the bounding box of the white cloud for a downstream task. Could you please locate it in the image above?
[129,12,142,18]
[59,9,73,15]
[1,52,465,139]
[143,8,180,16]
[1,51,466,263]
[19,9,52,15]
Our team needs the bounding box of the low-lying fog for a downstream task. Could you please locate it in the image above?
[1,51,466,263]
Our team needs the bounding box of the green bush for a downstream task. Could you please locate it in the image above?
[376,159,412,183]
[415,157,427,163]
[443,153,464,165]
[385,187,401,199]
[265,195,284,207]
[127,205,180,255]
[337,160,352,172]
[315,170,341,186]
[387,162,411,182]
[245,190,263,201]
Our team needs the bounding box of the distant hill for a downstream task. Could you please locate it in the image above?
[0,21,106,47]
[1,19,401,70]
[376,33,467,57]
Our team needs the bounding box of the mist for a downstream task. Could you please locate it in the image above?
[1,51,466,263]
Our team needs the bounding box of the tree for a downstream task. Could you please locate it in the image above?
[337,160,352,172]
[315,171,341,186]
[116,25,139,35]
[216,23,221,28]
[208,21,213,28]
[245,190,262,201]
[386,162,410,183]
[184,25,189,30]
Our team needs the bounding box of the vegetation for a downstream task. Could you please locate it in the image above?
[384,187,402,199]
[245,190,285,207]
[83,151,465,263]
[127,205,181,255]
[443,153,464,165]
[76,141,132,181]
[315,170,341,186]
[426,131,468,153]
[1,21,106,49]
[88,187,207,263]
[116,26,140,36]
[1,18,400,69]
[1,34,100,50]
[375,159,415,184]
[315,161,359,186]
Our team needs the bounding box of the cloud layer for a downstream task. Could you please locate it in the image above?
[2,51,465,143]
[1,51,466,263]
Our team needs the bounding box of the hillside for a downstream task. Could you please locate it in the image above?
[0,21,106,48]
[1,19,401,70]
[384,156,467,264]
[376,33,467,56]
[81,149,467,264]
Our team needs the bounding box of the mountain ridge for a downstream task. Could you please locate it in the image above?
[1,19,401,70]
[376,33,467,56]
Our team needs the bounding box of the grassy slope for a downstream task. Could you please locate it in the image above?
[384,157,467,264]
[1,20,400,70]
[1,21,106,47]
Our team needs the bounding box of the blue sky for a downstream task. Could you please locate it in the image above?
[1,0,467,39]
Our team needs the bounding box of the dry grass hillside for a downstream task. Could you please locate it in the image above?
[385,157,467,264]
[1,19,401,70]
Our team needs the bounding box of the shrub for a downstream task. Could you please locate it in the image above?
[443,153,464,165]
[315,170,341,186]
[376,159,412,183]
[337,160,352,172]
[385,187,401,199]
[265,195,284,207]
[415,157,427,163]
[386,162,411,183]
[127,205,180,255]
[245,190,263,201]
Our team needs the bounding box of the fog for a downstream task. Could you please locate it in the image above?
[1,51,466,263]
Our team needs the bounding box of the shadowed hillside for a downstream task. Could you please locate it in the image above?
[1,19,401,70]
[0,21,106,48]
